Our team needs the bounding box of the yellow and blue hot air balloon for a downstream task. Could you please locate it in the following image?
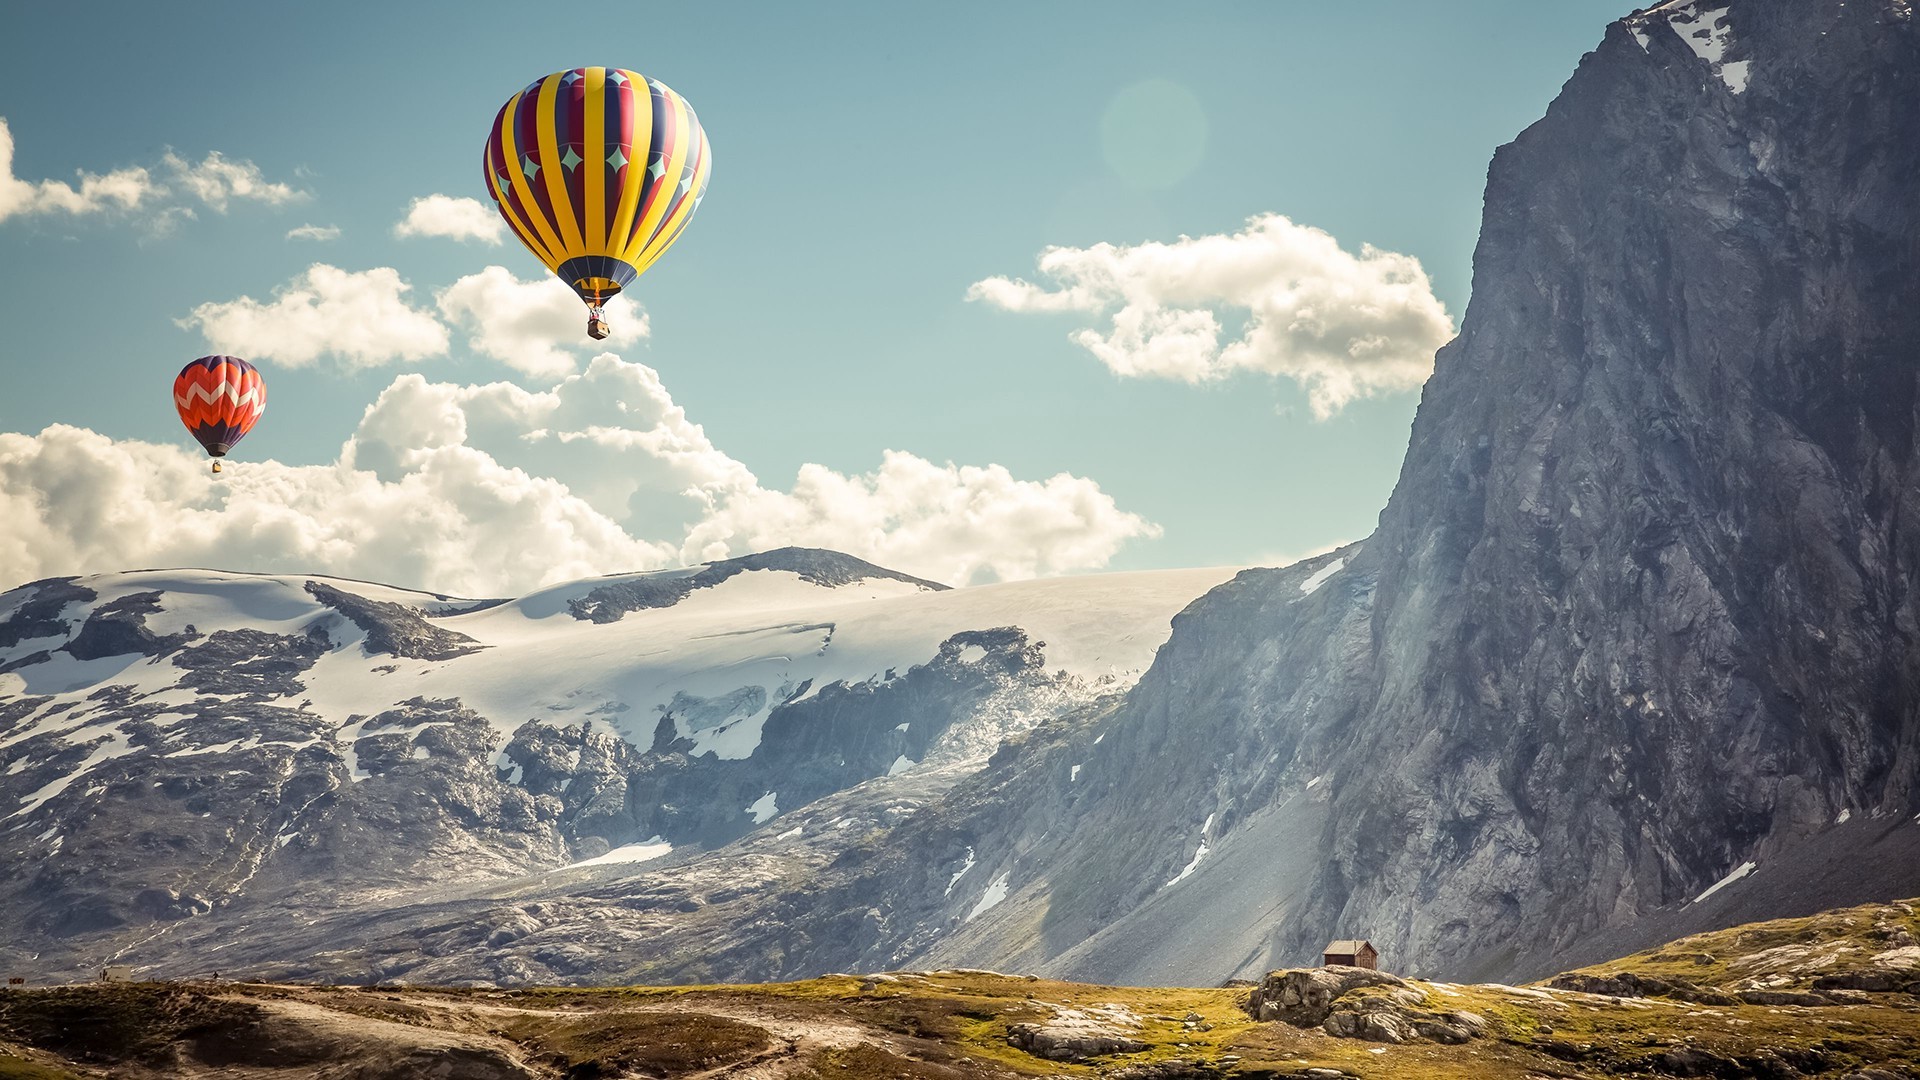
[483,67,712,341]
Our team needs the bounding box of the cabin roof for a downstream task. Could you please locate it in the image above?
[1323,939,1375,954]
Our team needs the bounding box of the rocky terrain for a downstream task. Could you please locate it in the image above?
[2,899,1918,1079]
[0,550,1238,982]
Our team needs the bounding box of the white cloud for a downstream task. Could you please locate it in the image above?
[0,424,669,599]
[180,264,450,370]
[437,266,646,380]
[162,150,305,210]
[968,213,1455,418]
[285,223,340,242]
[0,117,303,230]
[683,452,1160,586]
[344,356,752,528]
[394,194,505,244]
[0,357,1156,595]
[0,117,159,223]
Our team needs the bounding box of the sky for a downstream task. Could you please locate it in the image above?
[0,1,1628,596]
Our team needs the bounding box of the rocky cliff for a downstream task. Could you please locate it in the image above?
[768,0,1920,985]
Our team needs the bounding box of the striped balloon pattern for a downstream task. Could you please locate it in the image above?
[483,67,712,307]
[173,356,266,458]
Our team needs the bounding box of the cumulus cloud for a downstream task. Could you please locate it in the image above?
[0,117,158,223]
[437,266,646,380]
[0,357,1157,595]
[0,425,670,599]
[285,223,340,242]
[162,150,306,210]
[968,213,1455,417]
[394,194,505,244]
[180,264,450,370]
[0,118,306,231]
[683,453,1160,586]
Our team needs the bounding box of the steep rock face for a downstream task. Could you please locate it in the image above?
[1296,0,1920,976]
[766,0,1920,986]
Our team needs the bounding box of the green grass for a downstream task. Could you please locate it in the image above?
[4,903,1920,1079]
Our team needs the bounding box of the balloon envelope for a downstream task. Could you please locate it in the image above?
[482,67,712,308]
[174,356,265,458]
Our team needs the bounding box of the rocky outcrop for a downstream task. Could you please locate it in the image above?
[1006,1003,1148,1061]
[304,580,484,660]
[61,592,199,660]
[0,578,93,648]
[566,546,948,623]
[1243,967,1485,1045]
[1245,967,1407,1026]
[1548,971,1738,1006]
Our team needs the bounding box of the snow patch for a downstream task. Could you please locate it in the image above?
[745,790,778,824]
[165,738,247,758]
[954,644,988,665]
[1693,860,1758,904]
[1719,59,1751,94]
[1070,764,1081,783]
[1165,813,1216,887]
[1669,5,1731,65]
[568,836,672,868]
[946,846,976,896]
[411,746,430,761]
[887,754,916,777]
[1297,558,1346,598]
[894,722,910,732]
[966,871,1010,921]
[8,725,137,819]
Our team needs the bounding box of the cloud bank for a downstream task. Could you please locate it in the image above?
[0,357,1157,596]
[968,213,1455,417]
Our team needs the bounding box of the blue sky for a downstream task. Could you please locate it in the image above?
[0,2,1627,594]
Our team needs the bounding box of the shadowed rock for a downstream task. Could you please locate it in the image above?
[305,580,484,660]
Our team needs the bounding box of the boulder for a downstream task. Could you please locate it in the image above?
[1244,966,1408,1025]
[1006,1004,1148,1062]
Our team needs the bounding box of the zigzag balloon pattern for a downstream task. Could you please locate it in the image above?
[174,355,266,461]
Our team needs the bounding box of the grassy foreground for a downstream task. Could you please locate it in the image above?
[1,899,1917,1078]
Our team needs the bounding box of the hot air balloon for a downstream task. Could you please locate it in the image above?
[483,67,712,342]
[173,356,265,474]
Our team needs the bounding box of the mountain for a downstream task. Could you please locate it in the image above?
[511,0,1920,988]
[0,549,1240,981]
[10,0,1920,994]
[844,0,1920,985]
[3,897,1918,1079]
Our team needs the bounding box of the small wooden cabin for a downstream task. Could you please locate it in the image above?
[1323,939,1379,970]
